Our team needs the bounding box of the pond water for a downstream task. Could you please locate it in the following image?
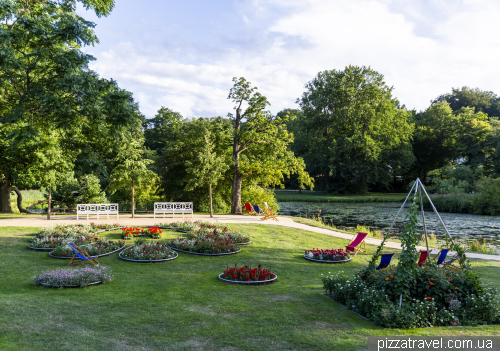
[278,202,500,251]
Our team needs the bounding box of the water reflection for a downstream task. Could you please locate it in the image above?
[278,202,500,249]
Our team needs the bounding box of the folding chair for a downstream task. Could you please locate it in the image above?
[444,248,468,265]
[366,253,394,270]
[253,205,264,215]
[262,202,279,221]
[346,232,368,255]
[433,248,449,265]
[67,242,99,266]
[244,203,258,216]
[417,250,428,266]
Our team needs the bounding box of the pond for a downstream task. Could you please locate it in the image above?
[278,201,500,252]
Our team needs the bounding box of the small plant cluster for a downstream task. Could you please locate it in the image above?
[121,227,143,239]
[121,227,162,239]
[90,223,121,230]
[50,238,125,257]
[147,227,162,239]
[304,248,350,261]
[221,264,275,281]
[30,234,94,249]
[33,266,114,288]
[323,265,500,328]
[467,238,494,254]
[120,241,176,261]
[168,237,238,254]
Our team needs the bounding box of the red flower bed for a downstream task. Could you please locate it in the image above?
[221,264,275,281]
[147,227,162,238]
[121,227,143,239]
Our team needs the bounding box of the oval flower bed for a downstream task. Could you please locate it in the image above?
[304,249,351,263]
[167,237,241,255]
[188,226,251,245]
[49,238,125,258]
[119,241,178,262]
[90,223,122,231]
[121,227,144,239]
[29,234,95,251]
[33,265,114,288]
[219,264,277,285]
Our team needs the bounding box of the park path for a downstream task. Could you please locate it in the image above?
[1,214,499,261]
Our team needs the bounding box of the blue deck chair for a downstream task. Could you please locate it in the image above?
[444,248,468,265]
[67,242,99,266]
[433,248,449,265]
[253,205,264,215]
[366,253,394,270]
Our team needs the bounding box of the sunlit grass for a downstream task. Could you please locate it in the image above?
[0,225,498,351]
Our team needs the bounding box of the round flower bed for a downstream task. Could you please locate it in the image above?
[304,249,351,263]
[167,237,241,255]
[90,223,122,231]
[33,265,113,288]
[121,227,144,239]
[49,239,125,258]
[219,264,277,285]
[29,234,95,251]
[119,242,178,262]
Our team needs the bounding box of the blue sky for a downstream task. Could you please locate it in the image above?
[79,0,500,118]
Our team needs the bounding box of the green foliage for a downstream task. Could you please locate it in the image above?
[295,66,414,193]
[241,184,278,211]
[432,86,500,118]
[47,173,79,209]
[76,174,107,204]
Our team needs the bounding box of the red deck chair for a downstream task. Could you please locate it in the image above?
[243,203,257,215]
[417,250,428,266]
[346,232,368,255]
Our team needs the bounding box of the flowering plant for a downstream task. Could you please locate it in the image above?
[33,266,114,288]
[147,227,162,239]
[221,264,275,281]
[90,223,121,230]
[305,248,350,261]
[30,234,94,249]
[168,236,238,254]
[50,238,125,257]
[121,227,144,239]
[120,241,176,260]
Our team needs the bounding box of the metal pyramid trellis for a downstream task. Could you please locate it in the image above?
[367,178,463,267]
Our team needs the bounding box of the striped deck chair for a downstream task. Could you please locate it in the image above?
[67,242,99,266]
[433,248,449,265]
[368,253,395,270]
[346,232,368,255]
[253,205,264,215]
[244,203,258,216]
[417,250,428,266]
[262,202,279,221]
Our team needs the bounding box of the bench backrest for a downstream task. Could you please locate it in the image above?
[77,204,119,213]
[154,202,193,211]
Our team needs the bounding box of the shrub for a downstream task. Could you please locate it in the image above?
[241,184,279,211]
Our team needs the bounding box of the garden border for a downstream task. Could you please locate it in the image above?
[303,256,351,264]
[48,242,126,259]
[39,281,102,288]
[118,246,178,263]
[218,273,277,285]
[167,246,242,256]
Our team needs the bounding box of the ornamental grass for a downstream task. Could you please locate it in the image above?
[221,264,275,281]
[33,266,114,288]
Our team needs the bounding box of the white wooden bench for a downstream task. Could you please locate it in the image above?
[77,204,119,220]
[154,202,193,219]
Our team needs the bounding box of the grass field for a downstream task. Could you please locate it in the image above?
[275,190,407,203]
[0,224,499,351]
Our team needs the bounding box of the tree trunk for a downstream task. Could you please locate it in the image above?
[131,180,135,218]
[10,187,32,214]
[209,183,213,217]
[231,173,243,214]
[47,187,51,220]
[0,175,12,213]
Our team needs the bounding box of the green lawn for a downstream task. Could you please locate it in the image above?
[0,225,498,351]
[275,190,407,203]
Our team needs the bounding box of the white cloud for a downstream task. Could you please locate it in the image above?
[86,0,500,118]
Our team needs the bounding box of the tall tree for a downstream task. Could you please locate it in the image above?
[0,0,140,212]
[296,66,414,193]
[432,86,500,118]
[184,130,229,217]
[228,77,313,214]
